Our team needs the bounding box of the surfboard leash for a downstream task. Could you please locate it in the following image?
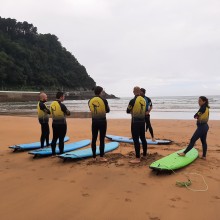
[162,165,208,192]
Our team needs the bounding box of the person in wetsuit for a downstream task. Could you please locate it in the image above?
[127,86,148,164]
[140,88,155,142]
[50,92,70,157]
[37,92,50,148]
[178,96,210,159]
[88,86,110,162]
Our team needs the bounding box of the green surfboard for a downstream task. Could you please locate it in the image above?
[149,148,199,171]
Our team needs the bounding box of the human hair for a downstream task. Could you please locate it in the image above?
[56,91,64,99]
[140,88,146,94]
[133,86,141,96]
[199,96,210,108]
[94,86,103,95]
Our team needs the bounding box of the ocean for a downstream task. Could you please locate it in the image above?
[0,95,219,120]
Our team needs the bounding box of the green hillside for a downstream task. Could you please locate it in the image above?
[0,17,96,91]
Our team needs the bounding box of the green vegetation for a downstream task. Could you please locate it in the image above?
[0,17,96,91]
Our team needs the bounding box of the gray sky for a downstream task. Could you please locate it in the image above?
[1,0,220,97]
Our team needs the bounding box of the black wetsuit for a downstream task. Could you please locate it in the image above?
[88,96,110,158]
[127,96,147,158]
[143,96,154,138]
[51,100,70,155]
[38,101,50,148]
[183,104,209,157]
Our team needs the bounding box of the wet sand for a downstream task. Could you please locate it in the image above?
[0,116,219,220]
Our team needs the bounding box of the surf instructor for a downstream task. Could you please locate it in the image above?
[127,86,148,164]
[50,91,70,157]
[88,86,110,162]
[37,92,50,148]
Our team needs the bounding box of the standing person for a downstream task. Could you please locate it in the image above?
[127,86,148,164]
[140,88,155,142]
[178,96,210,160]
[50,91,70,157]
[37,92,50,148]
[88,86,110,162]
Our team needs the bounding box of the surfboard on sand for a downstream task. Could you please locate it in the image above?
[106,135,172,145]
[58,142,119,161]
[28,140,90,158]
[9,136,70,151]
[149,148,198,171]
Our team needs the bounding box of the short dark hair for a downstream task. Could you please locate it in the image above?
[94,86,103,95]
[56,91,64,99]
[140,88,146,94]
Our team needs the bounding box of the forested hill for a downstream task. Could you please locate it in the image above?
[0,17,96,91]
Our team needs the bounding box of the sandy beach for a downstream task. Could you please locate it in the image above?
[0,116,219,220]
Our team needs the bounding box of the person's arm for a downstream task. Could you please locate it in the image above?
[104,99,110,113]
[194,105,206,119]
[127,99,134,114]
[60,103,71,116]
[40,102,50,114]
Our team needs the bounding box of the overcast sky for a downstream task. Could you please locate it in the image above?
[0,0,220,97]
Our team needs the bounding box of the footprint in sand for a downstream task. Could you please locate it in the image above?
[38,178,44,180]
[87,172,93,175]
[82,193,90,197]
[125,198,132,202]
[169,205,176,208]
[149,217,160,220]
[70,180,75,183]
[170,196,181,202]
[139,182,147,186]
[213,196,220,200]
[104,176,108,180]
[125,190,132,194]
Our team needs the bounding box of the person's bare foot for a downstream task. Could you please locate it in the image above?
[129,158,141,164]
[92,158,97,162]
[99,157,108,162]
[200,156,206,160]
[51,155,57,158]
[152,138,156,142]
[178,152,185,156]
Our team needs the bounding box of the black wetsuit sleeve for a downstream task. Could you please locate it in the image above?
[194,105,206,118]
[39,102,50,114]
[104,99,110,113]
[148,98,153,107]
[127,99,135,114]
[60,103,71,116]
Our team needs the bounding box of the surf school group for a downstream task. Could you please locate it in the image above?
[36,86,210,164]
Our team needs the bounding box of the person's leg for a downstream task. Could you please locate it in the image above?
[40,123,46,148]
[51,124,59,156]
[139,123,147,156]
[178,126,202,156]
[58,124,67,154]
[200,124,209,158]
[99,121,107,161]
[130,123,141,163]
[91,122,99,159]
[145,115,150,132]
[148,115,155,139]
[45,123,50,146]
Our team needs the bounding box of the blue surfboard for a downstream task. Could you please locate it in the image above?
[28,140,90,157]
[58,142,119,160]
[106,135,172,145]
[9,136,70,151]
